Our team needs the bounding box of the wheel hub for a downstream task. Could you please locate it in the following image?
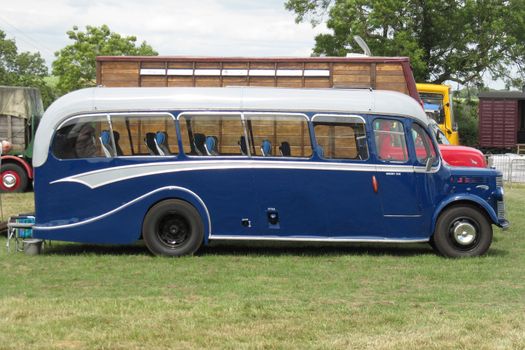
[2,173,17,188]
[452,221,477,246]
[158,216,189,247]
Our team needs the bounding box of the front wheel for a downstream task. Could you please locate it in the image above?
[0,163,28,192]
[142,199,204,257]
[432,205,493,257]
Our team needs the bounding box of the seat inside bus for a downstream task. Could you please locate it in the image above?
[261,139,272,156]
[279,141,291,156]
[145,132,159,155]
[193,133,206,155]
[238,136,248,155]
[155,131,171,156]
[100,130,114,157]
[205,136,219,155]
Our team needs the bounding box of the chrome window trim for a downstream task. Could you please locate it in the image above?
[311,113,366,124]
[177,111,246,158]
[311,113,369,161]
[243,112,313,159]
[108,112,178,157]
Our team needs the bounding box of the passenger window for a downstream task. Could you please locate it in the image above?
[411,123,437,164]
[110,114,178,156]
[52,115,110,159]
[313,115,368,160]
[179,114,244,156]
[373,119,408,162]
[245,114,312,157]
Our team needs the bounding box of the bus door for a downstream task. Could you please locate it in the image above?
[372,118,423,238]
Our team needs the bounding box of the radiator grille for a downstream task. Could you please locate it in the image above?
[497,201,506,220]
[496,175,503,188]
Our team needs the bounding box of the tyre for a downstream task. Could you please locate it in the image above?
[432,205,493,257]
[142,199,204,257]
[0,163,28,192]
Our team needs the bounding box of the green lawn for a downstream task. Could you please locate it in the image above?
[0,188,523,349]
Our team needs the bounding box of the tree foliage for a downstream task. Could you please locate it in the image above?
[285,0,525,87]
[0,29,55,107]
[52,25,158,95]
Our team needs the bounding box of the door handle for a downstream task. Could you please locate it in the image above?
[372,175,378,193]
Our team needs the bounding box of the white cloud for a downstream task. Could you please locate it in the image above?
[0,0,328,68]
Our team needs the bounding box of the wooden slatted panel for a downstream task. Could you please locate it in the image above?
[375,63,408,93]
[100,62,139,87]
[331,63,372,88]
[141,76,167,87]
[167,76,194,87]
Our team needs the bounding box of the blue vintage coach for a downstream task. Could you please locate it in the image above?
[31,87,508,257]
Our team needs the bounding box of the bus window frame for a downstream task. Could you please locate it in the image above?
[177,111,313,159]
[53,113,112,160]
[311,113,369,162]
[371,117,411,164]
[53,112,180,159]
[243,112,313,160]
[176,111,247,159]
[410,121,440,167]
[108,112,178,158]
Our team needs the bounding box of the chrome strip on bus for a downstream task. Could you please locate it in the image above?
[208,235,429,243]
[51,160,418,189]
[33,186,212,235]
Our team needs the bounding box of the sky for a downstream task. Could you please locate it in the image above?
[0,0,506,89]
[0,0,328,66]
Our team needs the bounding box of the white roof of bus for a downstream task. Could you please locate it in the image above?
[33,87,428,167]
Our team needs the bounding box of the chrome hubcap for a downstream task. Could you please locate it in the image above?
[3,174,17,188]
[453,221,477,246]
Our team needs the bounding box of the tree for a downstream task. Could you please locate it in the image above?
[0,29,55,107]
[285,0,525,86]
[52,25,158,94]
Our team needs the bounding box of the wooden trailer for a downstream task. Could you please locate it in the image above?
[478,91,525,151]
[96,56,419,99]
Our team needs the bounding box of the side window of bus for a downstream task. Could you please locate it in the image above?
[178,114,243,156]
[245,114,312,157]
[373,119,408,162]
[52,116,109,159]
[110,115,178,156]
[411,123,437,165]
[312,115,368,160]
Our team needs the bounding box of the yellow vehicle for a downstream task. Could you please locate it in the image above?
[416,83,459,145]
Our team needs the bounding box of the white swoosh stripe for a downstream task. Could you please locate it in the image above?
[34,186,212,234]
[51,160,426,189]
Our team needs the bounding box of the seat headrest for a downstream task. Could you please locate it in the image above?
[261,139,272,156]
[100,130,111,145]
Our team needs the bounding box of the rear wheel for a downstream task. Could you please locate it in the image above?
[142,199,204,257]
[432,205,492,257]
[0,163,28,192]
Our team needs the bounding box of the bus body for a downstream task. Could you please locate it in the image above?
[32,87,507,257]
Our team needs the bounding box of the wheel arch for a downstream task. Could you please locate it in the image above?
[1,156,33,179]
[431,195,498,234]
[140,186,211,244]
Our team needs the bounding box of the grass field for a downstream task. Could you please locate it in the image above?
[0,189,523,349]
